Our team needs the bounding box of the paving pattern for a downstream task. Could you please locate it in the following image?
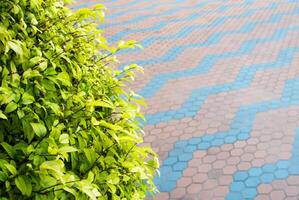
[74,0,299,199]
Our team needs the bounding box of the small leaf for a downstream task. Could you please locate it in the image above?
[5,102,18,113]
[15,176,32,196]
[17,109,25,119]
[107,173,120,185]
[7,40,23,55]
[86,99,114,111]
[108,184,116,193]
[80,185,100,200]
[45,101,62,115]
[83,149,97,164]
[93,100,113,108]
[91,117,99,126]
[28,13,38,25]
[1,142,16,158]
[59,134,69,144]
[4,163,17,175]
[0,171,7,182]
[12,5,19,14]
[87,171,94,182]
[56,72,71,86]
[21,92,35,105]
[98,120,122,131]
[0,110,7,119]
[58,146,77,154]
[40,160,64,176]
[22,69,41,81]
[30,122,47,137]
[22,120,34,142]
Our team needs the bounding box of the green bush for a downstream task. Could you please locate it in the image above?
[0,0,158,199]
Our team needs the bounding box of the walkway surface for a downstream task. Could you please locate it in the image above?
[75,0,299,199]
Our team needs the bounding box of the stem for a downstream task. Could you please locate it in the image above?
[34,180,80,194]
[124,143,137,161]
[82,143,116,176]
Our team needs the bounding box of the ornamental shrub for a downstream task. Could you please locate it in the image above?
[0,0,159,199]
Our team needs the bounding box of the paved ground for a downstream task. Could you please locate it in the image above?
[74,0,299,199]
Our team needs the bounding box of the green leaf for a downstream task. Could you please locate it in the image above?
[91,100,113,108]
[87,171,94,183]
[59,134,69,144]
[0,110,7,119]
[107,173,120,185]
[91,117,100,126]
[12,5,19,14]
[58,146,77,154]
[7,40,23,55]
[4,163,17,175]
[4,102,18,113]
[21,92,35,105]
[56,72,71,86]
[45,101,62,115]
[28,13,38,25]
[39,175,57,188]
[63,187,77,196]
[83,149,97,164]
[40,160,64,176]
[22,69,42,81]
[1,142,16,158]
[80,185,100,200]
[15,176,32,196]
[0,171,7,182]
[108,183,116,193]
[17,109,25,119]
[98,120,122,131]
[30,122,47,137]
[22,120,35,142]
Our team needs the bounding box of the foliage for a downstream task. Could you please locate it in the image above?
[0,0,158,199]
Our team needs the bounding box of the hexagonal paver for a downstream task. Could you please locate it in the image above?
[81,0,299,198]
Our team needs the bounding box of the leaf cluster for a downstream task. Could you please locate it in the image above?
[0,0,158,199]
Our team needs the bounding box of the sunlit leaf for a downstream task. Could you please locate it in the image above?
[0,110,7,119]
[4,163,17,175]
[7,40,23,55]
[15,176,32,196]
[4,102,18,113]
[30,122,47,137]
